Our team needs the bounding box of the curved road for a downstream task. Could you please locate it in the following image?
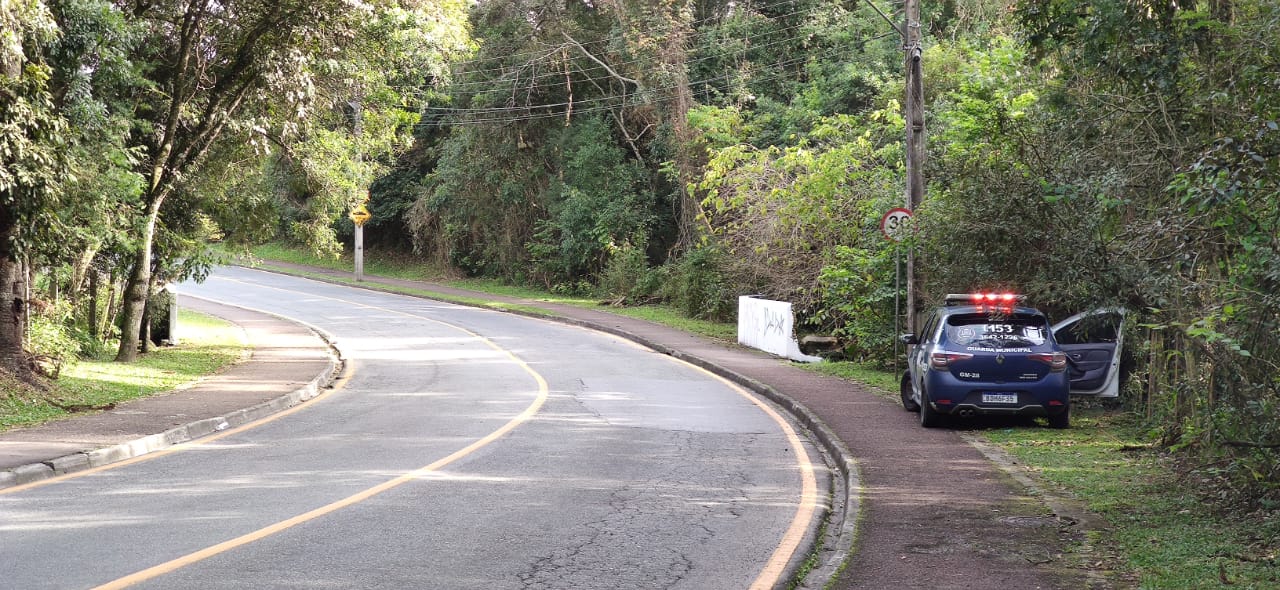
[0,267,825,589]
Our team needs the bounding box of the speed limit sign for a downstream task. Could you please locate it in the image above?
[880,207,913,242]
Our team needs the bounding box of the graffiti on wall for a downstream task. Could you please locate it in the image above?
[737,296,823,363]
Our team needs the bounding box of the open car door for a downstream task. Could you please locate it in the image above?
[1052,308,1125,398]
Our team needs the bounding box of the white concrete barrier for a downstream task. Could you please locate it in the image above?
[737,296,823,363]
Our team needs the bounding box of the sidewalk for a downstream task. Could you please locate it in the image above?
[0,296,337,489]
[1,265,1089,589]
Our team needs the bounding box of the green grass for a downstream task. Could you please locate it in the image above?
[0,310,247,432]
[982,409,1279,589]
[603,304,738,341]
[802,361,899,396]
[247,242,454,282]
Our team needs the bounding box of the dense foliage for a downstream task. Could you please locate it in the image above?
[4,0,1276,508]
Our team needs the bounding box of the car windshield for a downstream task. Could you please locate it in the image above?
[944,313,1049,349]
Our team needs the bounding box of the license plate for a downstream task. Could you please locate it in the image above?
[982,393,1018,404]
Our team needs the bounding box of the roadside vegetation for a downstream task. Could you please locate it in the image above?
[988,408,1279,590]
[0,310,245,432]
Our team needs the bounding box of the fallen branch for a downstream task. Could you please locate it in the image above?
[51,400,117,413]
[1221,440,1280,449]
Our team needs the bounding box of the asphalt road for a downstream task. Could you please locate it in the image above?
[0,267,826,589]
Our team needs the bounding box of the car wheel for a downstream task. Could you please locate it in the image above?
[1047,403,1070,429]
[900,372,920,412]
[919,390,943,428]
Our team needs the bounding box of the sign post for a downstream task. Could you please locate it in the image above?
[349,202,371,281]
[881,207,913,378]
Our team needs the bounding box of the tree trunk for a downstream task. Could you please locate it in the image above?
[139,292,152,354]
[114,197,162,362]
[89,269,100,339]
[102,271,118,341]
[141,269,160,353]
[69,243,99,308]
[659,6,704,254]
[0,212,29,376]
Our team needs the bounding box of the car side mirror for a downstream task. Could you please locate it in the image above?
[899,333,919,346]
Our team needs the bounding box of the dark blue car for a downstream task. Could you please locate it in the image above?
[899,294,1123,429]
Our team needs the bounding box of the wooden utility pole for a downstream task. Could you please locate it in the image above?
[904,0,925,333]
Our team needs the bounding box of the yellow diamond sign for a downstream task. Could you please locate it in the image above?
[349,204,371,226]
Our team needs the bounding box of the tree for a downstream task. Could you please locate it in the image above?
[42,0,146,319]
[113,0,370,361]
[0,0,65,376]
[263,0,470,258]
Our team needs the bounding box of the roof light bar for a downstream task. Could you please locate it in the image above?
[944,293,1027,306]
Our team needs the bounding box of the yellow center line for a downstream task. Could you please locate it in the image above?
[96,367,548,590]
[93,277,551,589]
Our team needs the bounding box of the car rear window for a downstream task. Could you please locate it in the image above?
[944,313,1049,349]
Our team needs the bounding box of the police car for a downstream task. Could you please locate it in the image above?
[899,293,1124,428]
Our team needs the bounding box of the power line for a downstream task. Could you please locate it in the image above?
[416,34,894,127]
[436,0,891,87]
[440,0,850,77]
[398,16,896,107]
[410,28,897,119]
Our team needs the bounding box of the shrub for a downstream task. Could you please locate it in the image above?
[598,243,662,303]
[814,246,900,365]
[662,246,736,321]
[27,301,81,378]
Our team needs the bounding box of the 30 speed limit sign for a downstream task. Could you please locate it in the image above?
[880,207,913,242]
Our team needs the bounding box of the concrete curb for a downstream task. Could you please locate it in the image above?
[0,314,343,492]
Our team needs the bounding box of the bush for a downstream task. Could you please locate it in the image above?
[814,246,900,365]
[598,243,663,303]
[662,246,736,321]
[28,301,81,378]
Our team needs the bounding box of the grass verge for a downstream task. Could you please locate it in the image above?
[246,242,453,282]
[801,361,899,396]
[981,408,1278,589]
[0,310,246,432]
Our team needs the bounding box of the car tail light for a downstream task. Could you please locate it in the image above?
[930,352,974,370]
[1029,352,1067,372]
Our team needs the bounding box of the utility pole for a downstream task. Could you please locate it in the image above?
[904,0,925,334]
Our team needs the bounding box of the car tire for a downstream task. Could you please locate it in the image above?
[900,373,920,412]
[919,391,943,428]
[1047,404,1070,429]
